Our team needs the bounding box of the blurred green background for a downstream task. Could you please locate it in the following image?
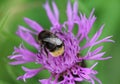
[0,0,119,84]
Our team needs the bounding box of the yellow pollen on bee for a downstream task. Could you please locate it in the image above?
[50,46,64,57]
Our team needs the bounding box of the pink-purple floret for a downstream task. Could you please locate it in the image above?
[8,0,113,84]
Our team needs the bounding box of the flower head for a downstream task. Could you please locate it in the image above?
[8,0,113,84]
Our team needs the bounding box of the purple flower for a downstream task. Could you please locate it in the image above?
[8,0,113,84]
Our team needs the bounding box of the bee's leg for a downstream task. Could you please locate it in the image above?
[54,31,58,35]
[54,31,61,35]
[43,45,48,57]
[38,46,41,53]
[54,31,64,36]
[38,44,43,53]
[38,44,48,57]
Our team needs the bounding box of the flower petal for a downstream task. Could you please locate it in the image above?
[17,66,44,81]
[90,25,104,43]
[91,46,103,55]
[85,52,106,60]
[73,0,78,20]
[44,1,60,27]
[67,0,72,22]
[76,9,96,42]
[16,26,39,49]
[24,17,43,33]
[52,1,59,21]
[9,44,36,65]
[39,79,53,84]
[91,75,102,84]
[66,0,74,31]
[9,61,27,65]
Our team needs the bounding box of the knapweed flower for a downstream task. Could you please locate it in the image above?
[8,0,113,84]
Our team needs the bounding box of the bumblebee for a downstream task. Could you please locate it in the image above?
[38,30,64,57]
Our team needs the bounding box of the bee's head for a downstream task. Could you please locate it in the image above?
[38,30,52,41]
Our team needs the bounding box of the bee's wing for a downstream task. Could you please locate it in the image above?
[43,38,62,45]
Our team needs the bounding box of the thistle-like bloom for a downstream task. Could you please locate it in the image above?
[8,0,113,84]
